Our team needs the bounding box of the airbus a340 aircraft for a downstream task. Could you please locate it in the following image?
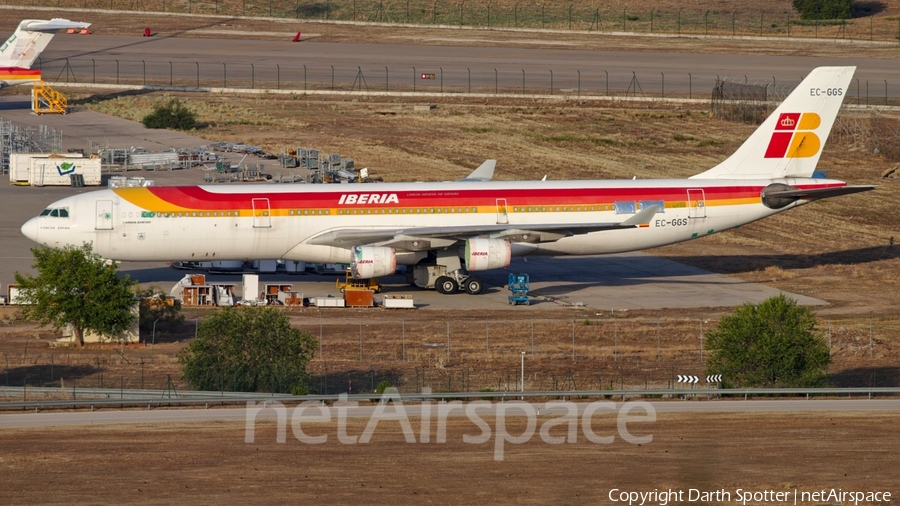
[22,66,872,295]
[0,18,91,88]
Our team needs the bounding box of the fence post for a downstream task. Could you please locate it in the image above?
[169,61,173,87]
[550,69,553,95]
[277,64,280,90]
[115,59,119,85]
[689,73,692,99]
[251,63,254,89]
[577,70,581,98]
[142,60,146,86]
[223,63,226,88]
[467,67,470,93]
[385,66,388,91]
[494,68,498,94]
[413,66,416,92]
[331,65,334,90]
[92,58,95,84]
[521,69,525,94]
[303,64,307,91]
[661,72,664,98]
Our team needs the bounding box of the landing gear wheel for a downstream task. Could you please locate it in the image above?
[435,276,459,294]
[463,277,483,295]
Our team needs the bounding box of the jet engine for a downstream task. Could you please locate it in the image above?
[465,238,511,271]
[350,246,396,278]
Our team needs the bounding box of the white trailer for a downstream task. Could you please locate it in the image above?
[9,153,83,183]
[29,156,101,186]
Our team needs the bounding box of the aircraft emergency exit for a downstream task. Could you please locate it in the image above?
[21,67,873,294]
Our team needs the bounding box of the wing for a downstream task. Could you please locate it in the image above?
[307,206,659,251]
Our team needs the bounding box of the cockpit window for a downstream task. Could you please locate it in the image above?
[40,207,69,218]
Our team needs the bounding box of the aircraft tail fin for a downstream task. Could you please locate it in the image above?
[458,159,495,182]
[0,18,91,69]
[691,66,855,180]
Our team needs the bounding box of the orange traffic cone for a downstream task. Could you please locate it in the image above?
[292,31,302,42]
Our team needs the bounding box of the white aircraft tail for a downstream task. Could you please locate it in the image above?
[0,18,91,69]
[691,66,855,180]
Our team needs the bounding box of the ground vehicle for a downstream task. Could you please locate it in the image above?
[508,273,530,305]
[336,269,382,293]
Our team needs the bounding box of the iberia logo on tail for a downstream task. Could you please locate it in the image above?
[764,112,821,158]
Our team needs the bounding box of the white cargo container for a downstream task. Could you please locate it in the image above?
[29,156,101,186]
[382,295,415,308]
[9,153,83,183]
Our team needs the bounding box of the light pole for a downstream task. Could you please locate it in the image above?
[520,351,525,400]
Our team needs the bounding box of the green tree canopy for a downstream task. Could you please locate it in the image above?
[178,306,316,393]
[705,294,831,388]
[142,98,197,130]
[792,0,853,20]
[14,243,137,346]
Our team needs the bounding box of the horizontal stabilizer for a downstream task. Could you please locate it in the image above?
[19,19,91,33]
[763,185,874,200]
[761,184,874,209]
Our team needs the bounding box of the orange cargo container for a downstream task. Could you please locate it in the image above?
[344,289,374,307]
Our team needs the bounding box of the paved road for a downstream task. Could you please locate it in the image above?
[1,400,897,428]
[31,34,900,96]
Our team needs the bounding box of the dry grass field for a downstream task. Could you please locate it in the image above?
[3,412,900,505]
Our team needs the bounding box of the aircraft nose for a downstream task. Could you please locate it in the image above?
[21,217,39,243]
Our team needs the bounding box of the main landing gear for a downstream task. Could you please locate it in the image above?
[435,275,484,295]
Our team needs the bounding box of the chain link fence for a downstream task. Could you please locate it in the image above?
[3,314,898,395]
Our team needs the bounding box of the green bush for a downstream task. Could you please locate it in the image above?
[178,306,316,393]
[375,380,392,394]
[792,0,853,20]
[142,98,197,130]
[705,294,831,388]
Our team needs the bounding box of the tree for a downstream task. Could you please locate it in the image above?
[792,0,853,20]
[705,294,831,388]
[142,98,197,130]
[14,243,137,346]
[178,306,316,393]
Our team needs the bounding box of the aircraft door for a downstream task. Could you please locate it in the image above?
[252,198,271,228]
[496,198,509,224]
[95,200,113,230]
[686,189,707,219]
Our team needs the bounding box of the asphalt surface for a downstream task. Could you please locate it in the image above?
[1,400,897,428]
[28,33,900,96]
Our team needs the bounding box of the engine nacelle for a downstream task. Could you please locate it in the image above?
[350,246,396,278]
[465,238,511,272]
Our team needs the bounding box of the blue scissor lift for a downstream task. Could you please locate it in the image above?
[507,273,530,305]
